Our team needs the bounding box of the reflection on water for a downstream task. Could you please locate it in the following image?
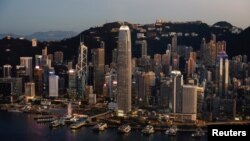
[0,111,207,141]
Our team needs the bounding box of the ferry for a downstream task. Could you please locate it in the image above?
[50,119,65,127]
[191,128,205,137]
[69,116,80,123]
[165,125,178,136]
[70,120,87,129]
[141,125,154,134]
[118,124,131,133]
[8,109,22,113]
[37,118,57,123]
[92,122,108,131]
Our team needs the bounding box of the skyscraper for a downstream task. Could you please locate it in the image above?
[169,71,183,113]
[20,57,33,81]
[117,25,132,114]
[171,34,177,53]
[3,64,12,78]
[92,46,105,95]
[216,51,229,97]
[49,75,59,97]
[54,51,64,64]
[76,40,88,98]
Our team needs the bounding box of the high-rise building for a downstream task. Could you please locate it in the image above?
[162,50,171,75]
[216,51,229,97]
[92,46,105,95]
[0,78,22,97]
[20,57,33,81]
[54,51,64,64]
[182,85,197,120]
[76,40,88,98]
[49,75,59,97]
[34,67,43,96]
[171,34,177,53]
[3,64,12,78]
[136,40,147,57]
[182,85,197,114]
[169,71,183,113]
[172,53,180,70]
[160,77,171,107]
[186,52,196,77]
[35,55,42,68]
[25,82,35,97]
[117,25,132,114]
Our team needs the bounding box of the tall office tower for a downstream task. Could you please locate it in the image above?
[197,86,204,115]
[104,70,117,99]
[169,71,183,113]
[117,25,132,114]
[186,52,196,77]
[49,75,59,97]
[41,47,48,67]
[160,77,171,107]
[3,64,12,78]
[68,69,77,96]
[54,51,64,64]
[34,68,43,96]
[48,54,53,66]
[136,72,155,106]
[216,41,226,53]
[162,50,171,75]
[200,38,206,63]
[171,34,177,53]
[136,40,147,57]
[25,82,35,97]
[76,40,88,98]
[182,85,197,120]
[92,47,105,95]
[204,40,217,66]
[20,57,33,81]
[35,55,42,68]
[216,51,229,98]
[31,38,37,47]
[172,52,180,70]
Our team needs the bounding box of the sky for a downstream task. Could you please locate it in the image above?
[0,0,250,35]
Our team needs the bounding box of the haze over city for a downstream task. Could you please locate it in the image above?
[0,0,250,35]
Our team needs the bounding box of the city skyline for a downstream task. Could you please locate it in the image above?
[0,0,250,35]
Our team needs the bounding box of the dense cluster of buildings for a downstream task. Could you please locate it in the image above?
[0,23,249,122]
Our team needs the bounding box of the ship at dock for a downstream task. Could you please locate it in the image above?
[118,124,131,133]
[92,122,108,131]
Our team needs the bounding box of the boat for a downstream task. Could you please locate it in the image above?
[118,124,131,133]
[165,125,178,136]
[191,128,205,137]
[70,120,87,129]
[69,116,80,123]
[36,118,57,123]
[8,109,22,113]
[50,119,65,127]
[141,125,154,134]
[92,122,108,131]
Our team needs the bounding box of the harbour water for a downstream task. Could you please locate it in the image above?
[0,111,207,141]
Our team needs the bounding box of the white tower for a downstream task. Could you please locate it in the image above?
[76,38,88,98]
